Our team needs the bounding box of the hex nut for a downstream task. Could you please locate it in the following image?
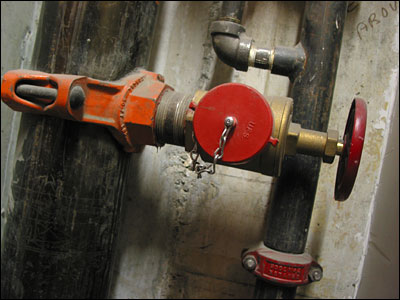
[124,77,164,146]
[191,90,207,107]
[323,129,339,163]
[184,90,207,152]
[308,267,323,282]
[285,123,301,156]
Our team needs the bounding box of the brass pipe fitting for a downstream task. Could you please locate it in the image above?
[260,96,293,176]
[286,124,343,164]
[184,90,207,152]
[184,91,344,177]
[324,129,340,163]
[297,128,327,157]
[336,141,344,156]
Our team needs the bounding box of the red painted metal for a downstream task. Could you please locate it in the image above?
[242,243,321,287]
[193,83,278,163]
[1,69,171,152]
[335,98,367,201]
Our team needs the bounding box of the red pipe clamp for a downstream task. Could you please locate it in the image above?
[242,243,323,287]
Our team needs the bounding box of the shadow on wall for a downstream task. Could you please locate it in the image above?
[111,142,265,298]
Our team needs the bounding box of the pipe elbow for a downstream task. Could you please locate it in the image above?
[210,21,252,72]
[212,34,241,69]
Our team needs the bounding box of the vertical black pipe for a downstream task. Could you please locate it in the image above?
[220,1,245,23]
[255,2,347,298]
[1,1,158,299]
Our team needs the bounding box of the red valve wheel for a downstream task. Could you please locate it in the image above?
[193,83,277,163]
[335,98,367,201]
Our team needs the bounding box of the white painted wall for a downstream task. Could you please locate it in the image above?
[1,1,43,243]
[357,82,399,299]
[298,1,399,298]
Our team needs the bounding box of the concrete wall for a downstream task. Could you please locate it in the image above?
[1,1,399,299]
[357,86,399,299]
[1,1,42,242]
[297,1,399,298]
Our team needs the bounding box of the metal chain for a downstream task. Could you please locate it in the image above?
[190,116,235,178]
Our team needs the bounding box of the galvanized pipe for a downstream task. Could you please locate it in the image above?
[211,2,305,81]
[155,89,193,147]
[220,1,245,23]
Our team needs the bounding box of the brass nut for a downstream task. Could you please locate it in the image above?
[191,90,207,107]
[323,129,339,163]
[184,90,207,152]
[285,123,301,156]
[186,109,195,123]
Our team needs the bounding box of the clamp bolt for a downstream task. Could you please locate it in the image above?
[308,267,323,282]
[157,74,165,82]
[243,255,257,271]
[69,86,86,109]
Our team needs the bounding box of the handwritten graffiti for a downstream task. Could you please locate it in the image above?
[356,1,398,40]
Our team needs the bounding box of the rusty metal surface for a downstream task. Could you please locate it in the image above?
[270,45,306,81]
[0,1,158,298]
[2,69,172,152]
[220,1,245,23]
[155,89,193,147]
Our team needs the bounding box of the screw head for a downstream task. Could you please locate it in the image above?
[69,86,86,109]
[243,255,257,271]
[224,116,235,127]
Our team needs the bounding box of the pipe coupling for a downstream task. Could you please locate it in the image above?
[155,89,193,147]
